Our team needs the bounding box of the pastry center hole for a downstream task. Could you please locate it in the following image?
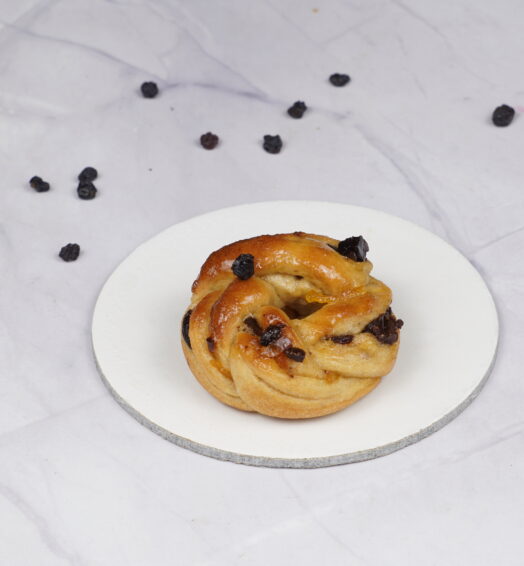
[283,300,324,319]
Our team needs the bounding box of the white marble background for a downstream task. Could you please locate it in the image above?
[0,0,522,564]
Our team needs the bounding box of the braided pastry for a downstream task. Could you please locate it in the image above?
[181,232,403,419]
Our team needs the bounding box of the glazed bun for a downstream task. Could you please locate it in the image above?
[181,232,402,419]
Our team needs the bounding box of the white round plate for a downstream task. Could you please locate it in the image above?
[92,201,498,468]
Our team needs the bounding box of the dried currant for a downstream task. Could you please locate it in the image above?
[492,104,515,127]
[141,81,159,98]
[200,132,219,150]
[29,176,50,192]
[182,310,192,348]
[244,316,263,336]
[287,101,307,119]
[77,182,97,200]
[260,324,285,346]
[232,254,254,280]
[206,337,215,352]
[284,347,306,362]
[263,135,283,154]
[59,243,80,262]
[29,175,42,188]
[330,334,353,344]
[363,308,403,345]
[336,236,369,262]
[78,167,98,182]
[329,73,350,87]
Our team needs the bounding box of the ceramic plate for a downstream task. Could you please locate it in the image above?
[92,201,498,468]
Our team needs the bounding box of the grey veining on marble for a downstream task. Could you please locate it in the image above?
[0,1,523,564]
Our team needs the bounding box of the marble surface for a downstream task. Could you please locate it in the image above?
[0,0,522,564]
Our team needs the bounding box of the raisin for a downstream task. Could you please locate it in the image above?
[29,176,42,187]
[329,73,350,87]
[244,316,263,336]
[232,254,254,280]
[59,243,80,262]
[29,176,50,192]
[492,104,515,127]
[78,167,98,182]
[260,324,285,346]
[287,101,307,119]
[182,310,192,348]
[363,308,403,345]
[263,135,282,154]
[77,182,97,200]
[330,334,353,344]
[206,337,215,352]
[200,132,219,150]
[336,236,369,262]
[284,347,306,362]
[141,81,159,98]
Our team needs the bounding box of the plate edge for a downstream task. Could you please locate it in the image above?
[92,340,498,469]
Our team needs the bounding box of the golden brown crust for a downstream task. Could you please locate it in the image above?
[181,232,401,419]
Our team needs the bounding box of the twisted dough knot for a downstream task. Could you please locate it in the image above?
[182,232,402,419]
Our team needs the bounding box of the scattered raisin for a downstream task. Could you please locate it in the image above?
[363,308,403,345]
[260,324,285,346]
[182,310,192,348]
[263,135,282,154]
[59,243,80,262]
[78,167,98,182]
[284,347,306,362]
[232,254,254,280]
[330,334,353,344]
[200,132,219,150]
[206,337,215,352]
[336,236,369,262]
[287,101,307,119]
[141,81,159,98]
[29,176,50,192]
[329,73,350,87]
[244,316,263,336]
[492,104,515,127]
[29,176,42,188]
[77,182,97,200]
